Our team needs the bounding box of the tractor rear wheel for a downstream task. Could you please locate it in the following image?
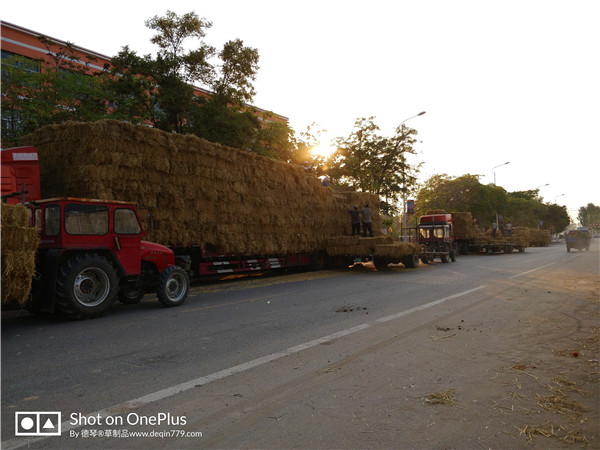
[157,266,190,307]
[56,254,118,319]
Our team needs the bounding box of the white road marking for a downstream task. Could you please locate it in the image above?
[509,262,557,278]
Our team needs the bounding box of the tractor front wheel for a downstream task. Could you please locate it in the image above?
[157,266,190,307]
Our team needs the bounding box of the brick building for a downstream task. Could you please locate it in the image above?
[1,20,287,127]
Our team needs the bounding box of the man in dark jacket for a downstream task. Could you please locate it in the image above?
[348,205,361,236]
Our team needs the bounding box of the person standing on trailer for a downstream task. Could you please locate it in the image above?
[348,205,361,236]
[361,204,373,237]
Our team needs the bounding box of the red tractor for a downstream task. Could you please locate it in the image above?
[26,198,190,318]
[417,213,457,263]
[2,146,190,319]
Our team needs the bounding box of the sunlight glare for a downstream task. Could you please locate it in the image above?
[310,143,336,159]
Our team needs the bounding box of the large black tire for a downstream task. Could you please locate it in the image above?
[440,254,449,263]
[118,285,146,304]
[404,254,420,269]
[157,266,189,307]
[55,254,118,319]
[450,249,457,262]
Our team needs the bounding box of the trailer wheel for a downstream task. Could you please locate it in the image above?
[404,254,420,268]
[421,255,429,264]
[157,266,189,307]
[450,249,457,262]
[55,254,118,319]
[440,254,449,263]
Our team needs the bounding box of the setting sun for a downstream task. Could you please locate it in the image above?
[310,143,336,159]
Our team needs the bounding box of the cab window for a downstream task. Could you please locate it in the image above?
[114,208,142,235]
[44,204,60,236]
[64,203,109,235]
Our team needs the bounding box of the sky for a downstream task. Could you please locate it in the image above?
[2,0,599,223]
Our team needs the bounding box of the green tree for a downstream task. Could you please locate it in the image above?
[189,95,260,150]
[415,174,499,223]
[1,39,110,145]
[211,39,259,106]
[145,10,214,83]
[327,117,420,216]
[144,10,215,132]
[578,203,600,227]
[415,174,571,233]
[542,204,571,233]
[102,46,155,124]
[255,118,296,161]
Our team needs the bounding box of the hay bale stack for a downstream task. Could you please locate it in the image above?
[327,235,393,257]
[529,228,551,246]
[451,212,478,239]
[1,203,39,305]
[510,227,530,248]
[23,120,378,254]
[374,242,421,258]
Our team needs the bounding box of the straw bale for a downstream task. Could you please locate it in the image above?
[374,243,420,258]
[451,212,478,239]
[1,204,39,305]
[1,203,30,227]
[529,228,551,246]
[22,120,383,255]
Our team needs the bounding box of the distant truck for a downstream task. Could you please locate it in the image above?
[417,213,458,263]
[417,212,524,259]
[565,230,591,252]
[1,146,190,319]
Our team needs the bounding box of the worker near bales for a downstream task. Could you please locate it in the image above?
[492,222,498,238]
[303,161,312,173]
[361,204,373,237]
[506,221,512,237]
[348,205,361,236]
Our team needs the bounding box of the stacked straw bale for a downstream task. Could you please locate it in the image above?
[23,120,379,254]
[374,242,421,258]
[528,228,551,247]
[325,235,422,259]
[451,212,478,239]
[1,203,39,305]
[511,227,530,248]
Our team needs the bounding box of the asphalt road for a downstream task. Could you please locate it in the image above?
[1,241,595,448]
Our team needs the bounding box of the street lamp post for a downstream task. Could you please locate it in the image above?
[399,111,426,242]
[492,162,510,229]
[534,183,549,201]
[492,161,510,185]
